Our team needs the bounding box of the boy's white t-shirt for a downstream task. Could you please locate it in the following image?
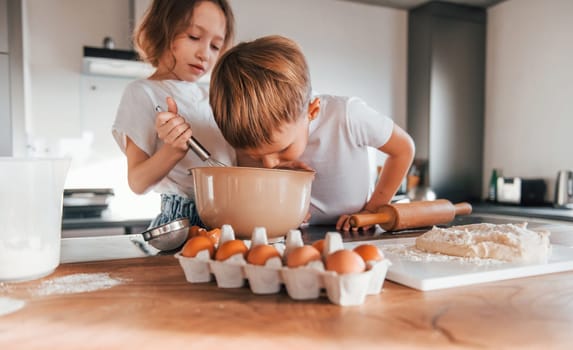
[112,79,236,198]
[300,94,394,225]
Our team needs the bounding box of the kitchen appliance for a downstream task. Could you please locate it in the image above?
[496,177,547,206]
[82,46,153,79]
[63,188,114,218]
[0,157,70,282]
[406,185,437,202]
[348,199,472,230]
[554,170,573,208]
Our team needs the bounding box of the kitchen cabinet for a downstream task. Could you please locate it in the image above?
[0,0,7,53]
[407,2,485,203]
[61,216,151,237]
[0,54,11,156]
[0,0,25,156]
[0,0,10,156]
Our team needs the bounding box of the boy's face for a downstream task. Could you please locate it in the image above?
[240,98,320,169]
[241,116,310,169]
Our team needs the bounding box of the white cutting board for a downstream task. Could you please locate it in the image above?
[343,237,573,291]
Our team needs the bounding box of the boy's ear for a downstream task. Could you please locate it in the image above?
[308,97,320,121]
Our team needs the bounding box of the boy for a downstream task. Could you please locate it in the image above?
[209,35,415,231]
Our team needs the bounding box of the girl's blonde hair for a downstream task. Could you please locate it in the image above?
[134,0,235,68]
[210,35,312,149]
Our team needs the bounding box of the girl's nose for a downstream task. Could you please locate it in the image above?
[197,43,209,62]
[261,154,280,169]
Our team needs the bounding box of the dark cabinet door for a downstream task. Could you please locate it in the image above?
[0,0,7,53]
[407,3,486,203]
[0,54,12,156]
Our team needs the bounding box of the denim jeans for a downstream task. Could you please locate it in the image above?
[148,193,204,229]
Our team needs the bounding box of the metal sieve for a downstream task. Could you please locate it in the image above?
[141,218,190,251]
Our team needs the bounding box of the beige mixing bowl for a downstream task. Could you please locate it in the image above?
[191,166,315,239]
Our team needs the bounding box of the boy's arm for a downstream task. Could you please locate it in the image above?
[365,124,415,212]
[336,124,415,231]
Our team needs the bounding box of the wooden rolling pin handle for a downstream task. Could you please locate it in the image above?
[349,212,393,228]
[454,202,473,216]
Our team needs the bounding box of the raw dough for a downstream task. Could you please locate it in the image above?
[415,223,551,263]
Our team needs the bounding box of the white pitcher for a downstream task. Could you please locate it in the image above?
[0,158,70,282]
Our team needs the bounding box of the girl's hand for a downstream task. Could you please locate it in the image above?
[155,96,192,153]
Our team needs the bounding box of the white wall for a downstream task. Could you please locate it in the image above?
[25,0,131,145]
[23,0,407,216]
[232,0,407,128]
[24,0,154,218]
[24,0,407,148]
[485,0,573,200]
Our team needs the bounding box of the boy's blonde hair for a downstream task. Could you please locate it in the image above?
[210,35,312,149]
[134,0,235,68]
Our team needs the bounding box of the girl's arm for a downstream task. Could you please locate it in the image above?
[125,97,191,194]
[336,124,415,231]
[125,137,187,194]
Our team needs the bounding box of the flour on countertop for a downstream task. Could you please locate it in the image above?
[381,244,505,266]
[0,297,26,316]
[0,282,14,294]
[34,273,127,296]
[415,223,551,263]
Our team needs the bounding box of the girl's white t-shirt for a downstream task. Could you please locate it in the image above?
[300,94,395,224]
[112,79,236,198]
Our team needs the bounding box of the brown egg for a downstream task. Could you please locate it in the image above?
[325,249,366,274]
[181,236,214,258]
[215,239,249,261]
[199,227,221,246]
[247,245,281,266]
[189,225,206,237]
[311,239,325,254]
[286,245,322,268]
[353,244,384,262]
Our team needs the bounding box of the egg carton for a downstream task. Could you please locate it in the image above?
[174,225,392,306]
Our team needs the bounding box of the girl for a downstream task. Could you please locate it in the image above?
[112,0,236,229]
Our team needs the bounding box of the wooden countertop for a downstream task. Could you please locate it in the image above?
[2,254,573,349]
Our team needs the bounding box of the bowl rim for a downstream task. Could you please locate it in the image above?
[189,166,315,177]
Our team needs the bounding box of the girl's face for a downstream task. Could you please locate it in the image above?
[158,1,227,82]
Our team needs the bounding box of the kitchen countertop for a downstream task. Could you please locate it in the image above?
[60,201,573,235]
[2,254,573,349]
[472,202,573,222]
[62,215,151,232]
[2,214,573,349]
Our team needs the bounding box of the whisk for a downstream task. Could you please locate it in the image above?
[155,106,227,167]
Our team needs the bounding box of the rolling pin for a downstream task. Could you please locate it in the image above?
[349,199,472,231]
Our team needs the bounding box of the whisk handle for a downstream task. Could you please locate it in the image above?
[187,137,211,162]
[155,105,212,163]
